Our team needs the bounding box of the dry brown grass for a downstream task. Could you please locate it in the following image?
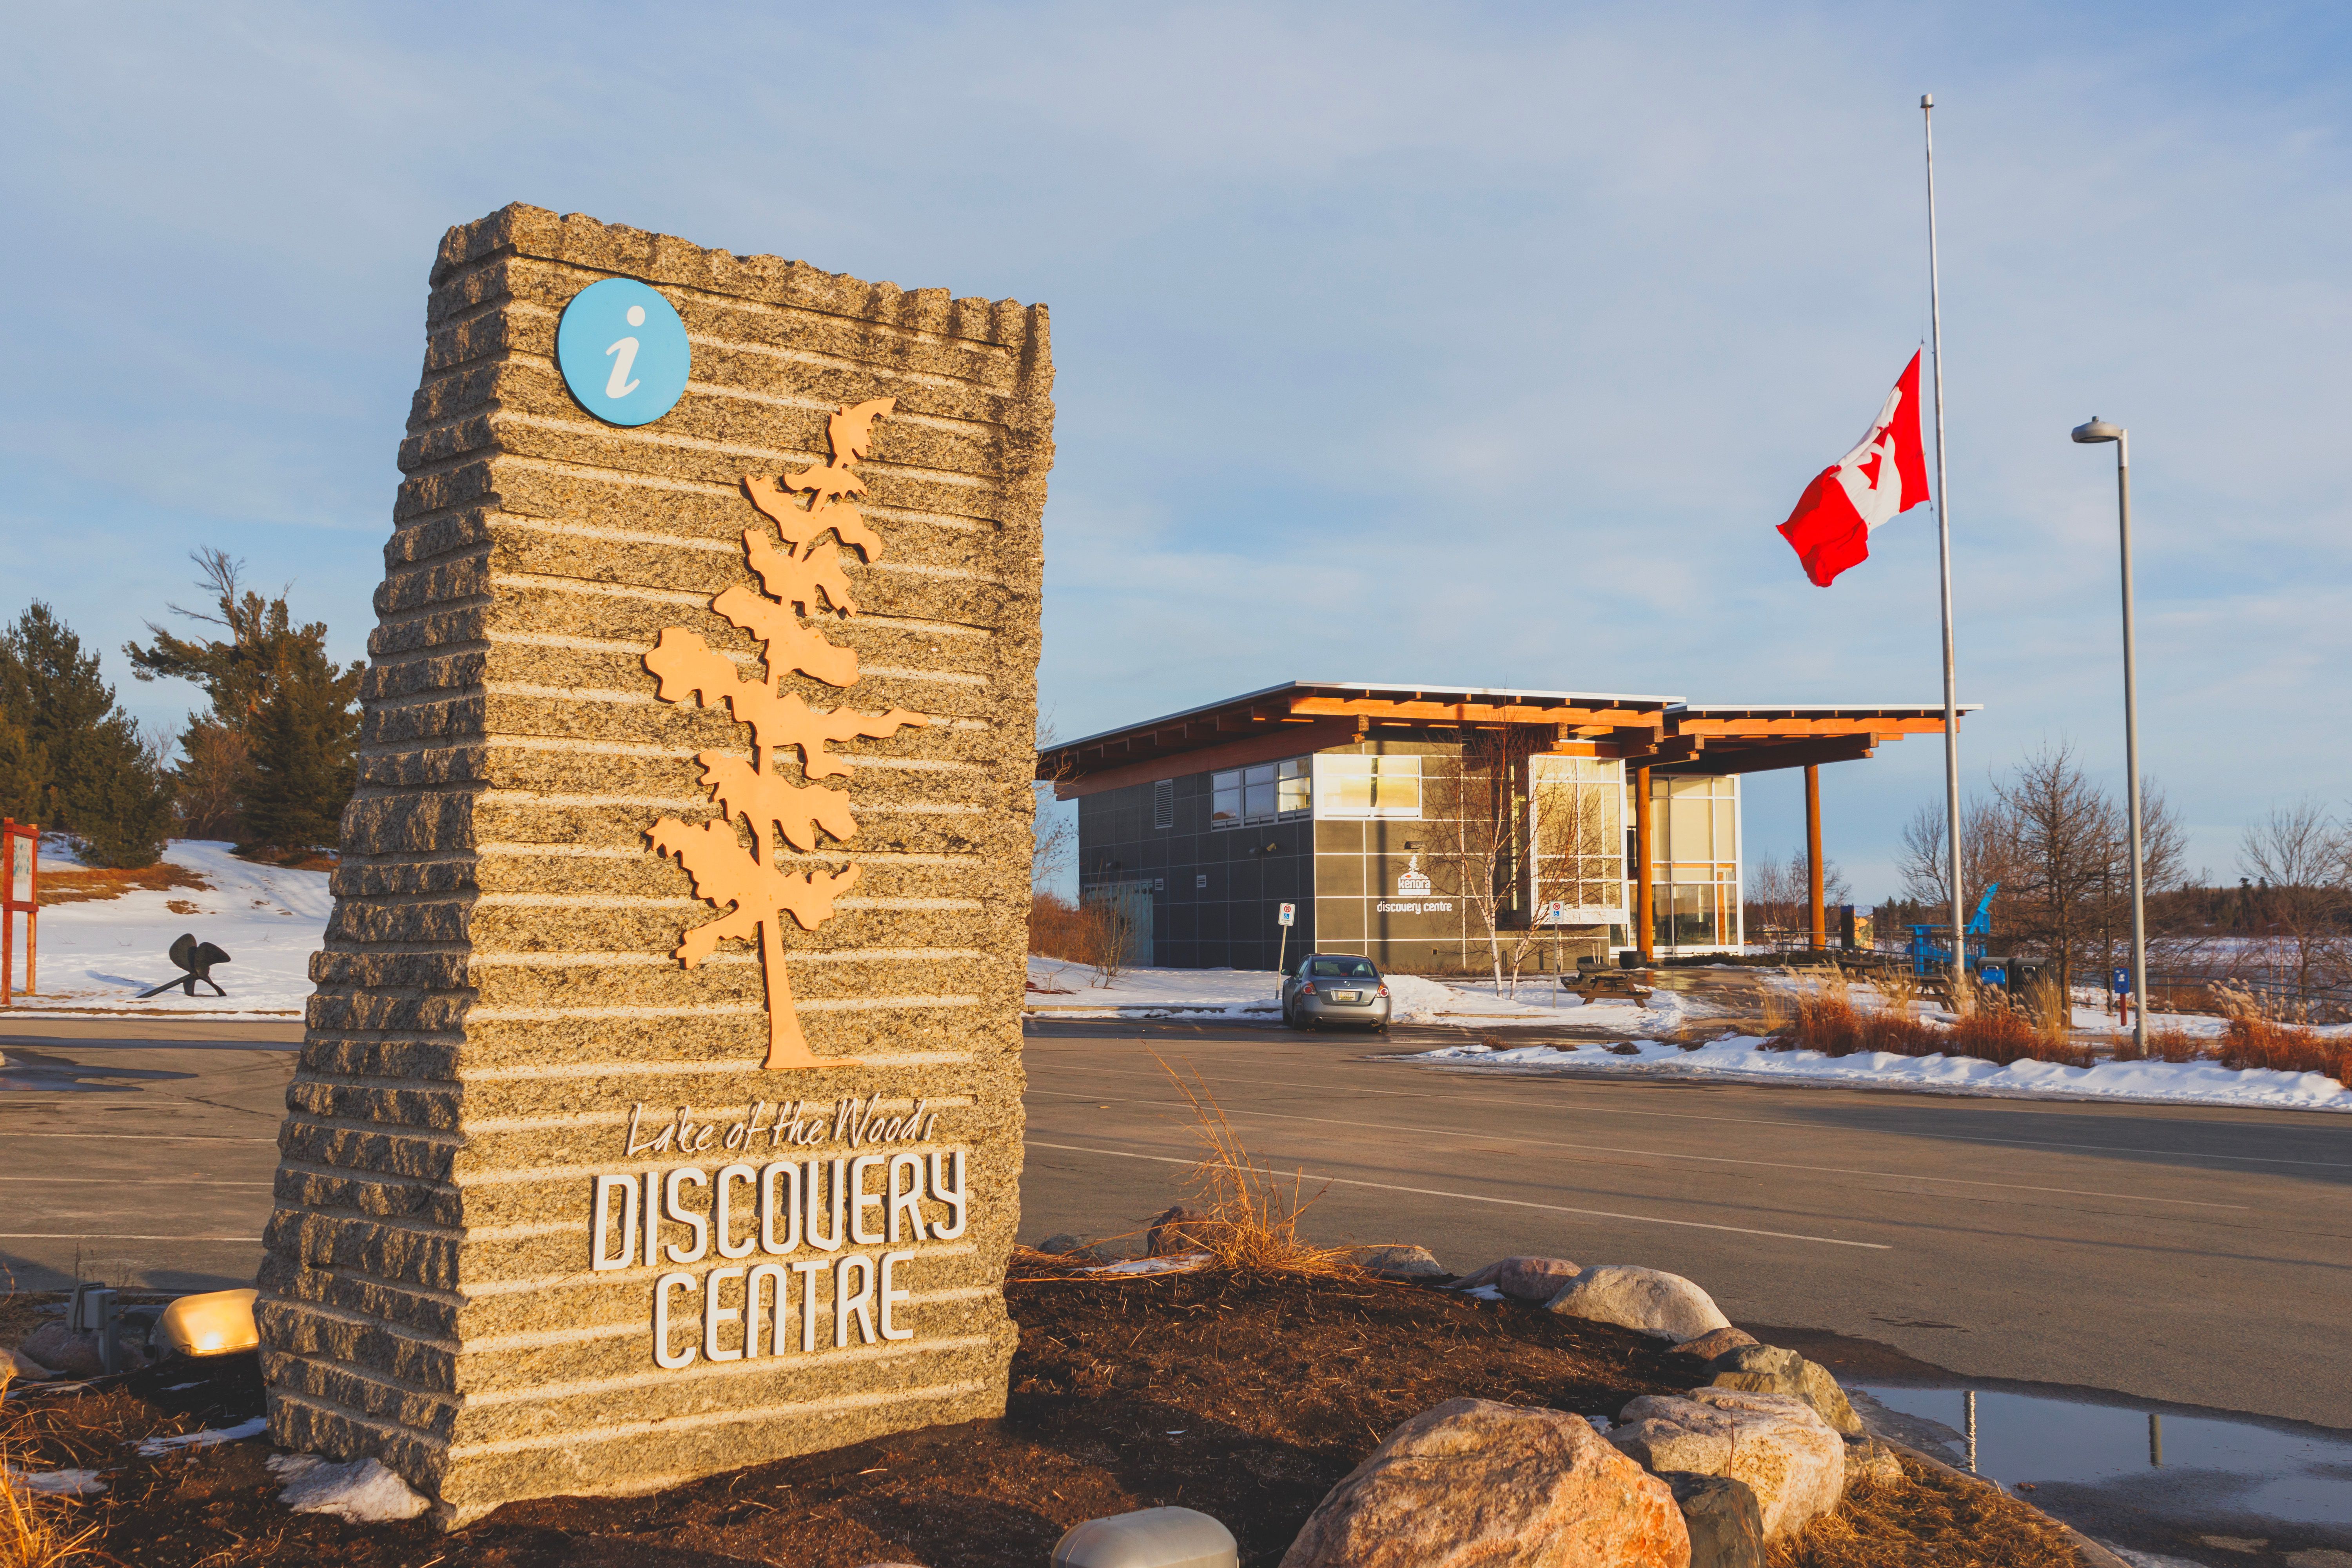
[0,1371,102,1568]
[2214,1008,2352,1085]
[1768,1454,2081,1568]
[2112,1025,2209,1064]
[32,863,210,907]
[1160,1062,1370,1277]
[1027,891,1142,984]
[1768,978,2091,1067]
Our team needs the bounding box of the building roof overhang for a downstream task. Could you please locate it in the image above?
[1038,682,1979,797]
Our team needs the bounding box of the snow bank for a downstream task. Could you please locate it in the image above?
[267,1452,430,1523]
[25,840,330,1015]
[1416,1033,2352,1112]
[1026,956,1692,1029]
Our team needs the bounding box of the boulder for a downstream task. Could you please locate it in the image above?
[1670,1327,1758,1363]
[1612,1390,1844,1540]
[1545,1267,1732,1343]
[1348,1245,1449,1281]
[1704,1345,1862,1437]
[5,1346,56,1381]
[1147,1205,1219,1257]
[1280,1397,1690,1568]
[1036,1234,1106,1261]
[19,1322,145,1379]
[1660,1473,1764,1568]
[1455,1256,1582,1302]
[1842,1437,1903,1492]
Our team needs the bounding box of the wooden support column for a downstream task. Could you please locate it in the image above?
[1806,763,1826,951]
[1635,766,1655,963]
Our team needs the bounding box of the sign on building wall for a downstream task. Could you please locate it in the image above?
[257,205,1051,1526]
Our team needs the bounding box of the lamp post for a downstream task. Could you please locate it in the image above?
[2071,416,2149,1054]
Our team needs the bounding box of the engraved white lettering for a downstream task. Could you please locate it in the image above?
[713,1163,758,1260]
[591,1174,638,1271]
[879,1249,914,1341]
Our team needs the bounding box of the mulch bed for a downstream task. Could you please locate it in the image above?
[4,1268,2089,1567]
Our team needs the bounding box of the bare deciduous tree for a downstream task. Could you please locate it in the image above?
[2237,797,2350,996]
[1744,848,1851,946]
[1421,728,1551,991]
[1895,744,2186,999]
[1897,796,2014,916]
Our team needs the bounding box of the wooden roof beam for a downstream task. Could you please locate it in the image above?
[1661,734,1881,775]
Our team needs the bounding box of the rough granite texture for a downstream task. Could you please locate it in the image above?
[256,203,1051,1526]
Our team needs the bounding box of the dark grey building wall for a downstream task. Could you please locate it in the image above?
[1076,773,1315,971]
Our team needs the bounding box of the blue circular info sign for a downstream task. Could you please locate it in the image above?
[555,277,691,426]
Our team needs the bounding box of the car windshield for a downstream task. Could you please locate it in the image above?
[1307,957,1377,978]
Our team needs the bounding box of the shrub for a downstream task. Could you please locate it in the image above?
[1771,977,2091,1068]
[2214,1012,2352,1086]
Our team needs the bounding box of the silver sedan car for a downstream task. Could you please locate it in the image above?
[1282,954,1392,1032]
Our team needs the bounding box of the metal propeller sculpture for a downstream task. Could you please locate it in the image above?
[136,932,231,998]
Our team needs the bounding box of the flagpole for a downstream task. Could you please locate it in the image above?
[1922,92,1967,994]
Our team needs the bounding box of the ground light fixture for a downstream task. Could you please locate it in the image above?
[2070,416,2151,1055]
[155,1287,262,1359]
[1051,1505,1238,1568]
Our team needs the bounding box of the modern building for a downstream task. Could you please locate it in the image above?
[1039,681,1973,973]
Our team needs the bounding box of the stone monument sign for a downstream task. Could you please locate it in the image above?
[257,204,1051,1525]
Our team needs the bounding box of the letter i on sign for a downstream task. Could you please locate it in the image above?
[555,277,691,427]
[605,306,644,398]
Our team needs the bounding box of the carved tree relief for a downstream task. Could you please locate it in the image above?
[646,398,925,1069]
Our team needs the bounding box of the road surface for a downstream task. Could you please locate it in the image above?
[5,1013,2344,1433]
[1022,1018,2351,1432]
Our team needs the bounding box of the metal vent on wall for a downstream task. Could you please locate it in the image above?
[1153,779,1175,829]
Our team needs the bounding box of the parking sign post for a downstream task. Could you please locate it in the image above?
[1276,901,1296,985]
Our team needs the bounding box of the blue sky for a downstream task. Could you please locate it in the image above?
[4,2,2346,898]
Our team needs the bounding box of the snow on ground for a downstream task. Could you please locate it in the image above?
[5,1465,107,1497]
[1026,956,1704,1029]
[1414,1033,2352,1112]
[25,840,331,1016]
[136,1416,271,1455]
[267,1452,431,1522]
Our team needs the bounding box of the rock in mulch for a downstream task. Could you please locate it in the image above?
[1612,1388,1844,1540]
[1702,1344,1862,1436]
[1036,1234,1107,1261]
[1347,1245,1449,1281]
[1544,1266,1732,1343]
[1147,1205,1217,1256]
[19,1321,146,1379]
[1455,1256,1582,1302]
[1661,1472,1764,1568]
[1842,1436,1904,1492]
[5,1346,57,1380]
[1669,1327,1758,1363]
[1280,1397,1690,1568]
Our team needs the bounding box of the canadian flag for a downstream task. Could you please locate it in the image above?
[1776,351,1931,586]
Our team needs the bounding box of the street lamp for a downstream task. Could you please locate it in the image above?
[2071,417,2149,1054]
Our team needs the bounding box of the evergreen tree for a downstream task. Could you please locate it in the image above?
[126,549,363,854]
[240,649,361,851]
[0,603,174,866]
[0,714,48,825]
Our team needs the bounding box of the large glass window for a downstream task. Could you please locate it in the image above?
[1276,758,1311,816]
[1633,773,1740,949]
[1315,753,1422,818]
[1212,757,1312,829]
[1530,755,1626,923]
[1211,771,1241,828]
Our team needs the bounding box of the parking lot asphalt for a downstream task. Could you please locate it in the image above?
[0,1017,299,1295]
[8,1012,2344,1435]
[1020,1018,2352,1432]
